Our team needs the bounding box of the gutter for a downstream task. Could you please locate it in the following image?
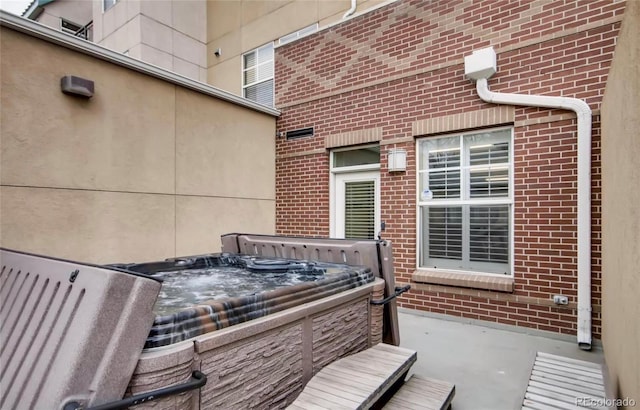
[0,11,280,118]
[465,47,593,350]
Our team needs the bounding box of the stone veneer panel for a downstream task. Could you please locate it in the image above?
[312,299,369,373]
[199,324,304,409]
[126,342,195,410]
[370,280,386,346]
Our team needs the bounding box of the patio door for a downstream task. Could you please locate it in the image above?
[334,171,380,239]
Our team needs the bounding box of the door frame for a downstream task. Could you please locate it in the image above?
[329,146,381,239]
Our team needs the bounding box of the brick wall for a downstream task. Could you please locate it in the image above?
[275,0,624,338]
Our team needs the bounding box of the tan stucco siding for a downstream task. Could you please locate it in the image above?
[0,26,276,264]
[601,0,640,406]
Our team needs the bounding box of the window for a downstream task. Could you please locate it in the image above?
[103,0,116,12]
[60,18,92,40]
[60,18,82,34]
[418,128,512,275]
[243,43,274,107]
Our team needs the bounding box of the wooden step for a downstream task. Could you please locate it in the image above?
[382,374,455,410]
[522,352,610,410]
[288,343,417,410]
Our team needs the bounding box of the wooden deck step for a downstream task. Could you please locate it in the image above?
[382,374,455,410]
[288,343,417,410]
[522,352,610,410]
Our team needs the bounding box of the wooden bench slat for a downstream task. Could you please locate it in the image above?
[522,352,608,410]
[524,392,584,410]
[301,386,363,409]
[306,377,371,402]
[536,352,602,369]
[313,370,383,393]
[522,399,567,410]
[530,371,605,393]
[533,364,604,384]
[535,357,603,375]
[317,366,385,388]
[382,375,455,410]
[528,380,606,402]
[289,343,416,410]
[534,363,604,382]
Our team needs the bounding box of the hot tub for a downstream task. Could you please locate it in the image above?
[116,253,375,349]
[1,236,393,409]
[122,250,386,409]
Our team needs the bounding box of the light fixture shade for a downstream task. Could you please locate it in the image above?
[387,149,407,172]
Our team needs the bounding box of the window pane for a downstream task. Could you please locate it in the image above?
[469,167,508,198]
[334,146,380,168]
[469,205,509,263]
[244,67,256,84]
[427,206,462,260]
[244,52,256,70]
[103,0,116,11]
[468,141,509,166]
[257,61,274,82]
[345,181,375,239]
[419,136,459,171]
[429,169,460,199]
[257,43,274,63]
[244,80,274,106]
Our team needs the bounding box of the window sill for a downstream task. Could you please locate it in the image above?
[412,269,514,293]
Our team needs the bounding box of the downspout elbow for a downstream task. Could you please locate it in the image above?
[343,0,357,19]
[476,78,592,118]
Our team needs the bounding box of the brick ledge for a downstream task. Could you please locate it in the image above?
[412,269,514,293]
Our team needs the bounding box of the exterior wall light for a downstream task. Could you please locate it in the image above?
[60,75,94,98]
[387,148,407,172]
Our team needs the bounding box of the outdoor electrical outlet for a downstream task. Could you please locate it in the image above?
[553,295,569,305]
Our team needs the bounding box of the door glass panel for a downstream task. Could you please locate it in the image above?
[334,146,380,168]
[344,181,375,239]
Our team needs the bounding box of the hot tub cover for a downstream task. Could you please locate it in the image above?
[0,248,162,410]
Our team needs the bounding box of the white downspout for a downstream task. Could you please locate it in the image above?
[343,0,357,19]
[465,48,593,350]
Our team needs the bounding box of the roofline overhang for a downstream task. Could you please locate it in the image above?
[0,11,280,118]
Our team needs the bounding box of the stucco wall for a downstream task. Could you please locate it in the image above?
[601,0,640,406]
[0,26,276,264]
[33,0,92,33]
[206,0,389,95]
[93,0,208,82]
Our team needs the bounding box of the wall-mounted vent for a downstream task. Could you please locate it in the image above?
[286,127,314,140]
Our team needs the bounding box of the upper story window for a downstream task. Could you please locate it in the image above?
[418,128,513,275]
[60,18,82,34]
[103,0,116,12]
[243,43,274,107]
[60,18,92,40]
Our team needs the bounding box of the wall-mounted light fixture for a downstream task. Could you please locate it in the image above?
[214,48,222,57]
[387,148,407,172]
[60,75,94,98]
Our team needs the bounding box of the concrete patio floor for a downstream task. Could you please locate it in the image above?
[397,309,604,410]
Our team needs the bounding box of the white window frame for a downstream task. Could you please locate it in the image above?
[416,127,515,276]
[329,145,381,238]
[242,42,274,107]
